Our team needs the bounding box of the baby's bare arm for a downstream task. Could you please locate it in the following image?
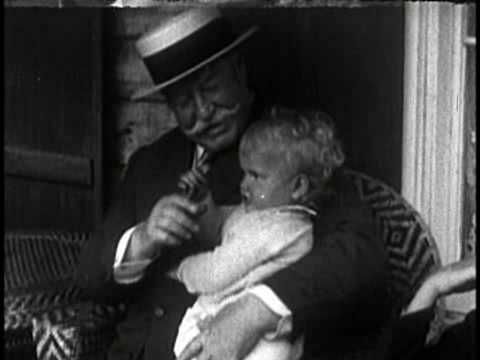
[405,257,476,314]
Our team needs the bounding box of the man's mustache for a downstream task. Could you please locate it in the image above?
[190,102,241,135]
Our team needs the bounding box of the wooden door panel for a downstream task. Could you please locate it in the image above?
[4,8,102,231]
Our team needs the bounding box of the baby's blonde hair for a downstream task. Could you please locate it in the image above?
[240,105,345,193]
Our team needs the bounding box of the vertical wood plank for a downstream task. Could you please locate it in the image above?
[91,11,104,228]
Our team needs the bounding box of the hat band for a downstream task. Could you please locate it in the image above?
[143,18,236,86]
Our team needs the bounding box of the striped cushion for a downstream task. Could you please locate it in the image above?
[5,231,87,294]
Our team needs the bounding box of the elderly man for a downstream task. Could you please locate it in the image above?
[77,8,390,360]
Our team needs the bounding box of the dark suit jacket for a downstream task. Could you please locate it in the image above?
[77,127,391,360]
[390,308,476,360]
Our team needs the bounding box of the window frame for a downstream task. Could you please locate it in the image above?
[402,2,475,313]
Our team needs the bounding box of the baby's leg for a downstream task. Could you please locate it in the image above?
[173,303,207,358]
[173,322,200,358]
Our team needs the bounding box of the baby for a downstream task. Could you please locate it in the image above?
[172,105,345,360]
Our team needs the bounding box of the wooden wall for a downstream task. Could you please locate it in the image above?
[103,5,405,199]
[4,8,103,231]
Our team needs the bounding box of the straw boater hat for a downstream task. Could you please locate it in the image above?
[131,8,259,101]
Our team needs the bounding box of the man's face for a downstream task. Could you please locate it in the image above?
[165,55,252,153]
[239,148,295,212]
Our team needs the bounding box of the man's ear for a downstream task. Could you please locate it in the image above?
[291,174,310,202]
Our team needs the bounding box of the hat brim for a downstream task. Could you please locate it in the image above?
[131,26,259,101]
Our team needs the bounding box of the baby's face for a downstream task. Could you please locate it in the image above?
[239,149,296,212]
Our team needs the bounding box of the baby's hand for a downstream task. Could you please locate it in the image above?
[429,257,476,297]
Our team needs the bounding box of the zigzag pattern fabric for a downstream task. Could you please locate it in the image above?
[345,170,441,311]
[32,302,126,360]
[33,319,78,360]
[4,288,81,331]
[6,287,81,315]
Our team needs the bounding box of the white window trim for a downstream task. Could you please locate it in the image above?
[402,2,474,312]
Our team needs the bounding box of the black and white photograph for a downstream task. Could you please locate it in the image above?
[4,1,476,360]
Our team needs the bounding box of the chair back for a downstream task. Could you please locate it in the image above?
[4,231,88,358]
[345,169,442,312]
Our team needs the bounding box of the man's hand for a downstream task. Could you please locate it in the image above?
[177,294,280,360]
[124,194,206,262]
